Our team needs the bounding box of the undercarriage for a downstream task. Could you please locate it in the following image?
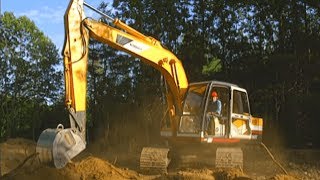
[139,142,256,174]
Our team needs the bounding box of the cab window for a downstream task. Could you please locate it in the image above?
[183,84,208,115]
[232,90,249,114]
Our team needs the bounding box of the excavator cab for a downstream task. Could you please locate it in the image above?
[174,81,262,169]
[177,81,258,141]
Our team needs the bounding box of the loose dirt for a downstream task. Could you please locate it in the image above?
[1,138,318,180]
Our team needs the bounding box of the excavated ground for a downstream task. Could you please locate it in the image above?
[1,138,320,180]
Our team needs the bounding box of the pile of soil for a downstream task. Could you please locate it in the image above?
[0,138,36,176]
[0,138,144,180]
[162,168,247,180]
[64,156,141,179]
[5,156,142,180]
[0,138,314,180]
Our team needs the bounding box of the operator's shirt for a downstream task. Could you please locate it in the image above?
[207,100,222,115]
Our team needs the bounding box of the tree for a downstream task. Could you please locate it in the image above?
[0,12,62,140]
[86,0,320,147]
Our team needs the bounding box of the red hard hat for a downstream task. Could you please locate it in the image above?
[211,91,218,97]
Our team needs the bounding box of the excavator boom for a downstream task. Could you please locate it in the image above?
[37,0,188,169]
[83,18,189,107]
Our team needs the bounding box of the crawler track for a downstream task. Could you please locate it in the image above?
[139,147,170,174]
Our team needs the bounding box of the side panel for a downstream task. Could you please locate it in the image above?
[251,117,263,140]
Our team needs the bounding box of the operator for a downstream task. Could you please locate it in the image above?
[205,91,222,135]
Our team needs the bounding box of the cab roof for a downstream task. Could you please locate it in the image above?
[189,80,240,88]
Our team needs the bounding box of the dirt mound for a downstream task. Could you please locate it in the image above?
[270,174,298,180]
[213,168,249,179]
[3,156,143,180]
[163,168,215,180]
[0,138,141,180]
[0,138,36,176]
[0,138,317,180]
[64,156,141,179]
[160,168,252,180]
[0,138,143,180]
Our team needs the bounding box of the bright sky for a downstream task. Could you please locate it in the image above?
[2,0,112,51]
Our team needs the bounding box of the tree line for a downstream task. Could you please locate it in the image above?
[1,1,320,148]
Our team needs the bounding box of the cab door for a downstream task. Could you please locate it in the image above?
[177,83,209,137]
[229,87,252,139]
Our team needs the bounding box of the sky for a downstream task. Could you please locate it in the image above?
[2,0,112,51]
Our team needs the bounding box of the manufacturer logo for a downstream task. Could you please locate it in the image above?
[116,35,149,53]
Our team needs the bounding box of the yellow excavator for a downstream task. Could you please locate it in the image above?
[36,0,263,172]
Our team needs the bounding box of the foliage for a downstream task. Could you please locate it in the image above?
[0,12,62,141]
[107,0,320,147]
[202,57,222,75]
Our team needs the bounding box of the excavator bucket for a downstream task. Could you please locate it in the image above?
[36,124,86,168]
[215,147,243,169]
